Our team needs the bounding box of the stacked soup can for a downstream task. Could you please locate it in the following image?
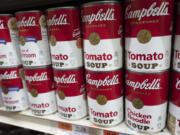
[125,0,174,133]
[15,11,57,115]
[0,14,29,111]
[82,1,124,127]
[168,0,180,134]
[46,7,87,120]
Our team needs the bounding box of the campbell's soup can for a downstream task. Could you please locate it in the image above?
[0,14,21,67]
[25,66,57,115]
[82,1,123,127]
[15,11,51,67]
[0,66,28,111]
[168,1,180,134]
[53,68,87,120]
[46,7,83,70]
[125,0,174,133]
[46,7,87,119]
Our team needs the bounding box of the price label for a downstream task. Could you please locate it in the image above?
[104,130,119,135]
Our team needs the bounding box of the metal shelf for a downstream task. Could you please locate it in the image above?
[0,107,172,135]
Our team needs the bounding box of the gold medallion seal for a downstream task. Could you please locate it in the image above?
[19,36,26,46]
[58,90,65,100]
[30,88,38,97]
[132,98,144,109]
[89,32,100,45]
[2,86,8,94]
[137,29,152,44]
[96,95,107,105]
[50,35,56,46]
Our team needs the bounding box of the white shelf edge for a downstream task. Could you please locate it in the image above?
[0,107,172,135]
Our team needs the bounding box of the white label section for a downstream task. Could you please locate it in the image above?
[88,96,123,126]
[126,36,171,73]
[28,90,57,115]
[0,41,21,67]
[168,102,180,135]
[173,35,180,72]
[57,94,87,120]
[84,38,123,71]
[20,40,51,67]
[51,40,83,69]
[126,99,167,133]
[2,87,28,112]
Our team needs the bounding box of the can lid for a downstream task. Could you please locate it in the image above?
[46,6,78,11]
[0,14,13,16]
[82,1,120,7]
[15,10,42,15]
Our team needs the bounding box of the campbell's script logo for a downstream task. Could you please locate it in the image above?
[86,74,119,88]
[54,74,77,84]
[126,79,160,90]
[176,78,180,90]
[47,15,68,26]
[125,2,169,21]
[0,20,5,29]
[17,17,37,27]
[82,8,116,24]
[0,71,18,79]
[25,72,48,82]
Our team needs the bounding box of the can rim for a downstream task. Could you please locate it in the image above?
[0,14,14,16]
[82,1,120,7]
[15,10,42,15]
[23,65,52,69]
[46,6,78,11]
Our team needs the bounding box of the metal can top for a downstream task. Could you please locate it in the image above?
[82,1,120,7]
[0,14,13,16]
[15,10,42,15]
[46,6,78,11]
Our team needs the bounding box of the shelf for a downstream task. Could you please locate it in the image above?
[0,0,83,12]
[0,107,172,135]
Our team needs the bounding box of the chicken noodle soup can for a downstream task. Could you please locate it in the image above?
[25,66,57,115]
[168,1,180,134]
[125,0,173,133]
[15,11,51,67]
[46,7,83,70]
[0,66,28,111]
[0,14,21,67]
[54,68,87,120]
[82,1,123,126]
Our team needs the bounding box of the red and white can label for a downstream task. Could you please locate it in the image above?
[168,71,180,135]
[53,68,87,119]
[82,4,123,72]
[125,70,169,132]
[125,0,173,73]
[86,70,123,126]
[16,11,51,67]
[0,66,28,111]
[0,15,21,67]
[46,8,83,69]
[25,67,57,115]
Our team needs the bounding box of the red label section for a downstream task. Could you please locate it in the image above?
[0,66,23,90]
[0,15,14,43]
[16,11,43,40]
[86,70,123,100]
[82,4,122,39]
[53,68,85,96]
[176,0,180,35]
[25,67,54,93]
[170,71,180,107]
[126,70,169,105]
[125,0,174,37]
[46,8,81,41]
